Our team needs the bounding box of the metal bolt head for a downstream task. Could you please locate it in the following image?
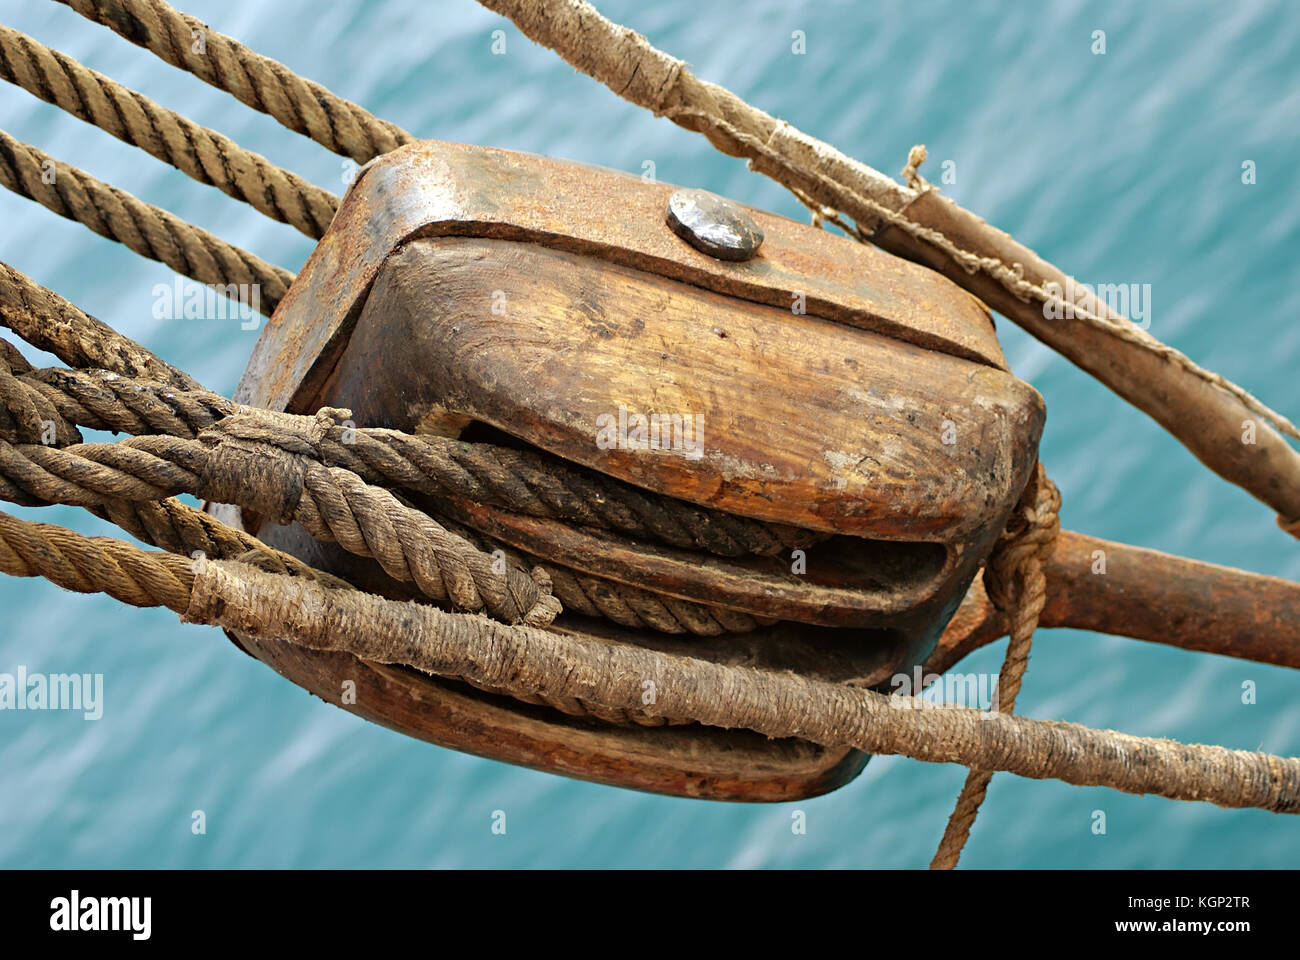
[665,189,763,262]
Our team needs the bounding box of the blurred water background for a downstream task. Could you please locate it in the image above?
[1,0,1297,868]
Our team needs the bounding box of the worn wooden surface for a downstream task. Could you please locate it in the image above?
[333,239,1043,543]
[237,139,1010,416]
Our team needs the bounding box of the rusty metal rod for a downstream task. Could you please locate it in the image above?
[927,529,1300,674]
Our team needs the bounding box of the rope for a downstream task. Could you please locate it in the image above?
[694,109,1300,449]
[549,566,772,635]
[0,282,813,560]
[0,507,194,611]
[449,520,772,637]
[0,417,560,625]
[0,342,798,637]
[0,262,198,390]
[283,428,817,559]
[0,347,780,638]
[0,349,82,448]
[0,25,339,240]
[6,366,229,441]
[0,393,766,639]
[1,504,1296,813]
[191,556,1300,813]
[56,0,413,164]
[900,144,929,192]
[0,131,292,314]
[95,494,349,588]
[0,501,663,724]
[930,463,1061,869]
[0,258,803,640]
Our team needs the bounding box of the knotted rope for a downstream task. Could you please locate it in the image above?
[0,303,813,561]
[0,256,801,643]
[930,462,1061,869]
[0,268,798,640]
[0,408,561,625]
[900,144,929,193]
[0,358,775,638]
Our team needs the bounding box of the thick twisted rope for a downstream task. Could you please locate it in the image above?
[94,494,350,588]
[0,349,790,637]
[0,503,666,724]
[0,413,559,625]
[0,412,763,638]
[0,25,339,239]
[56,0,413,164]
[268,426,816,560]
[0,361,229,445]
[0,131,291,313]
[0,349,82,448]
[0,507,194,610]
[0,262,197,389]
[0,303,795,639]
[447,517,771,638]
[930,463,1061,869]
[548,564,771,635]
[0,329,333,582]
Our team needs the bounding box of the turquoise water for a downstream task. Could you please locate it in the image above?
[1,0,1298,868]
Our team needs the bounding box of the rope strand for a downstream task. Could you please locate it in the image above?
[0,25,339,239]
[56,0,412,163]
[0,131,292,313]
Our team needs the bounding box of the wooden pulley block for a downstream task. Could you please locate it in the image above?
[223,139,1044,801]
